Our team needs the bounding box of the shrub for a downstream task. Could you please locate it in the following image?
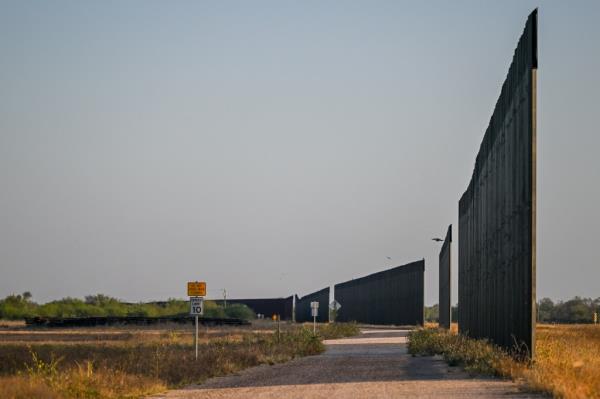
[203,301,226,318]
[223,304,255,320]
[317,322,360,339]
[407,327,513,375]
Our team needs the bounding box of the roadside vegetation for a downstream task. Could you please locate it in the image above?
[315,322,359,339]
[408,324,600,399]
[0,322,357,398]
[0,292,254,320]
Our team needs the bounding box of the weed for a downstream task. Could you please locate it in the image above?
[24,349,63,386]
[316,322,360,340]
[408,324,600,399]
[0,324,331,398]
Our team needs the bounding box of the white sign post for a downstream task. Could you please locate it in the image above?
[329,300,341,322]
[310,301,319,334]
[190,297,204,360]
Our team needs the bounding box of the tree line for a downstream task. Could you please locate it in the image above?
[4,292,598,324]
[425,296,600,324]
[0,292,255,320]
[537,297,600,323]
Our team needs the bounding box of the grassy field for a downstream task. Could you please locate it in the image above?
[0,321,358,399]
[409,323,600,399]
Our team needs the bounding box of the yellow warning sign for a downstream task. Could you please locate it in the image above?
[187,281,206,297]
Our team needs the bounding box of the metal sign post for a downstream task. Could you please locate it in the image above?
[310,301,319,335]
[189,294,204,360]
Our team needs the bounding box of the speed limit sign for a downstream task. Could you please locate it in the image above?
[190,297,204,315]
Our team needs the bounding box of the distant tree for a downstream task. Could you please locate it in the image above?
[563,297,593,323]
[537,297,554,322]
[424,304,439,322]
[203,301,226,318]
[537,296,598,323]
[594,297,600,313]
[85,294,118,306]
[224,304,255,320]
[161,299,188,316]
[0,292,37,319]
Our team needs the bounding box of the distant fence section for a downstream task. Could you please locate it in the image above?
[458,10,537,358]
[335,260,424,326]
[25,316,250,328]
[439,225,452,329]
[295,287,330,323]
[214,297,294,320]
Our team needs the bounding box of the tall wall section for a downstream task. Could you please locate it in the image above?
[458,9,537,357]
[295,287,330,323]
[335,260,424,326]
[439,225,452,329]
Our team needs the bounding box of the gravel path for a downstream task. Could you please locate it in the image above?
[151,329,543,399]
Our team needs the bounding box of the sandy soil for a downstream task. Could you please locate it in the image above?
[151,329,544,399]
[0,323,275,344]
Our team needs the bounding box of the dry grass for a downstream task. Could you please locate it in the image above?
[408,324,600,399]
[0,322,287,346]
[0,320,25,328]
[423,322,458,334]
[0,370,165,399]
[0,322,337,399]
[298,322,360,340]
[529,324,600,398]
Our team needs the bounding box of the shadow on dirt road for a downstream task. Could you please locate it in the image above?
[151,328,545,398]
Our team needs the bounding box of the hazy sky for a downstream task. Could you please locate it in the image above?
[1,1,599,305]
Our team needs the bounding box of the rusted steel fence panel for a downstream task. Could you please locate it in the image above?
[439,225,452,329]
[334,260,424,326]
[458,10,537,358]
[295,287,330,323]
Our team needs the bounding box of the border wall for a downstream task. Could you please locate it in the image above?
[295,287,330,323]
[458,9,537,358]
[439,225,452,329]
[334,260,424,326]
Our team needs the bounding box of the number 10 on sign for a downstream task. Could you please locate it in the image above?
[190,297,203,315]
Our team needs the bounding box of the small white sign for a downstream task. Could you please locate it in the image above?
[329,300,341,311]
[190,297,204,315]
[310,301,319,317]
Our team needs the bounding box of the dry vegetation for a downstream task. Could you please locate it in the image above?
[0,321,357,399]
[409,323,600,399]
[0,320,25,329]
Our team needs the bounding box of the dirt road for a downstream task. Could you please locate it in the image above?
[152,329,542,399]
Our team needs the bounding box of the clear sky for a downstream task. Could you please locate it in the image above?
[1,1,599,305]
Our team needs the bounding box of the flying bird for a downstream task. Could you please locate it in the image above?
[432,238,444,242]
[386,256,392,260]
